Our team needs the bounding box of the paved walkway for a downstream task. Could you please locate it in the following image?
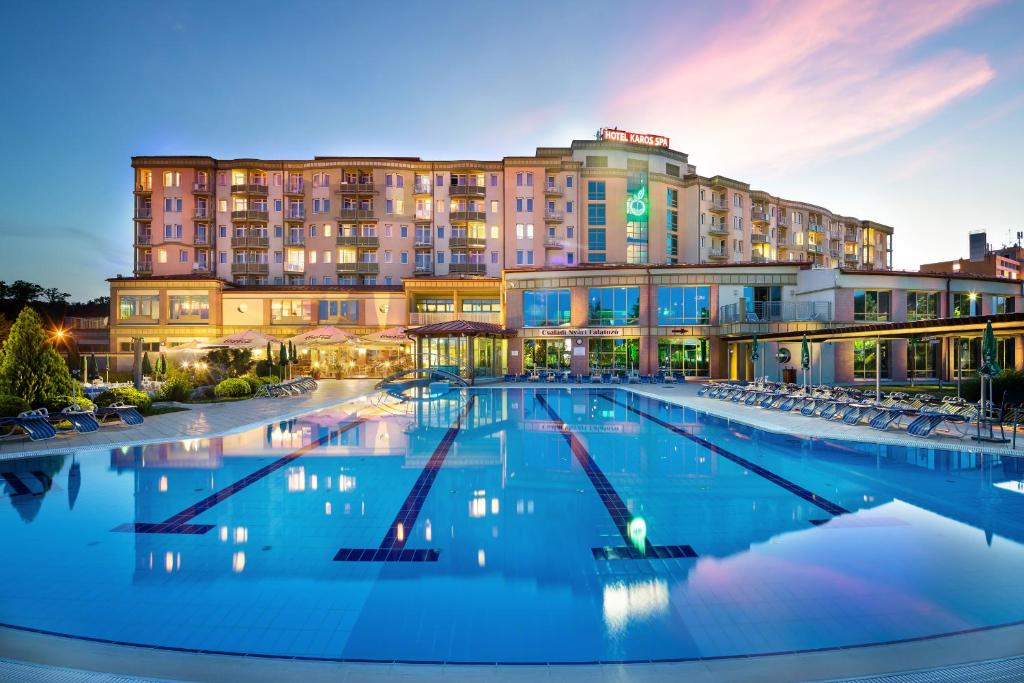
[0,379,377,460]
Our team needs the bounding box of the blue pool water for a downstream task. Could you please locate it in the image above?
[2,387,1024,664]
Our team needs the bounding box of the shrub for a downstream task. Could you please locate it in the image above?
[40,395,95,414]
[240,375,263,394]
[205,349,254,379]
[214,378,252,399]
[0,395,29,417]
[158,371,194,402]
[0,307,74,406]
[95,387,153,414]
[190,385,215,401]
[961,368,1024,403]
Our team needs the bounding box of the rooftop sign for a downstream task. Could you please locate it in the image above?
[599,128,669,148]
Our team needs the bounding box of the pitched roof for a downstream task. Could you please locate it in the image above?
[405,320,515,337]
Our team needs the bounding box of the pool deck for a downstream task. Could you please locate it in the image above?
[2,378,1023,681]
[0,379,377,461]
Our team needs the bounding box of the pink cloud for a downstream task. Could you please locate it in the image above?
[606,0,998,172]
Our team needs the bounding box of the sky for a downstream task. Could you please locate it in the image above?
[1,0,1022,300]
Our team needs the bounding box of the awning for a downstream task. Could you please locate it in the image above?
[288,326,357,347]
[727,312,1024,344]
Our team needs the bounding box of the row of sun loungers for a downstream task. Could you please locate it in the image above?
[697,380,991,439]
[254,376,319,398]
[503,372,688,385]
[0,402,145,442]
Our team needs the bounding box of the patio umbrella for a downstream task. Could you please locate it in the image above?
[205,330,281,350]
[800,334,810,387]
[750,334,760,380]
[979,321,1000,378]
[360,327,412,345]
[288,326,357,348]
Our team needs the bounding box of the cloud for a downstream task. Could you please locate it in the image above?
[605,0,998,172]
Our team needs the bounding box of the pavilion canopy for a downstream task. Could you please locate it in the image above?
[204,329,281,350]
[405,320,516,337]
[288,326,357,347]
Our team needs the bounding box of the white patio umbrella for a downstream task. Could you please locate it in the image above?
[359,327,412,346]
[288,326,358,348]
[204,329,282,350]
[163,339,207,355]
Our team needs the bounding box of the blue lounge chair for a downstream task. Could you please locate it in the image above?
[96,402,145,426]
[0,413,58,441]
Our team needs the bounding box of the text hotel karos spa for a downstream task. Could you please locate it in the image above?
[113,132,1023,382]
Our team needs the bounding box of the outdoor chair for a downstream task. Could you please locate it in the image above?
[0,413,58,441]
[95,402,145,426]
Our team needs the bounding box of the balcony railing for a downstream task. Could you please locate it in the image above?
[231,262,269,275]
[543,210,563,222]
[413,181,432,195]
[136,262,153,273]
[807,243,824,254]
[777,216,790,227]
[449,185,486,198]
[285,235,305,247]
[193,234,211,246]
[844,229,859,242]
[844,251,860,262]
[751,210,769,224]
[135,233,152,245]
[544,184,563,196]
[413,263,433,274]
[751,231,769,244]
[450,210,486,222]
[193,209,210,220]
[707,223,728,235]
[284,182,305,195]
[751,253,770,263]
[231,183,268,195]
[448,262,487,274]
[449,236,487,249]
[718,300,833,324]
[338,208,376,221]
[230,235,269,248]
[708,200,729,212]
[543,237,564,249]
[231,209,269,221]
[808,222,824,234]
[283,263,305,273]
[414,212,432,222]
[337,182,375,194]
[707,247,727,259]
[414,236,433,248]
[134,208,152,219]
[192,262,214,275]
[336,234,379,248]
[409,311,499,326]
[192,182,211,193]
[336,262,379,275]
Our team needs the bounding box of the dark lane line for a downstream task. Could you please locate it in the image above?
[114,418,366,535]
[334,395,477,562]
[597,391,850,517]
[536,392,697,560]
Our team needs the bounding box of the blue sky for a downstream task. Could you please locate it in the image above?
[1,0,1022,299]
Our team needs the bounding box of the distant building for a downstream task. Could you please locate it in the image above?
[921,230,1024,280]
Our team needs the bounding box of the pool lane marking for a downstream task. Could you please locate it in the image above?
[597,392,849,518]
[334,395,477,562]
[535,392,697,561]
[113,418,366,535]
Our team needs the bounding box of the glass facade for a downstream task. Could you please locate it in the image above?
[853,290,891,322]
[657,286,710,325]
[588,338,640,371]
[657,337,710,376]
[588,287,640,326]
[853,339,889,379]
[906,291,938,321]
[118,294,159,322]
[271,299,312,323]
[168,295,209,322]
[907,339,937,378]
[319,300,359,323]
[951,293,980,317]
[523,339,571,371]
[523,289,571,327]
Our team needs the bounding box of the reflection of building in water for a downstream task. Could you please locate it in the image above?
[0,453,67,524]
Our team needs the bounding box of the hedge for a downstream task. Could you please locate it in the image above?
[94,387,153,414]
[0,395,30,417]
[214,378,252,399]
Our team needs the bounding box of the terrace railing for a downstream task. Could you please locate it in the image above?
[718,300,832,324]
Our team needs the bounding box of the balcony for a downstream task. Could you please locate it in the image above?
[414,212,433,223]
[192,208,210,220]
[283,262,305,274]
[777,215,790,228]
[284,208,306,222]
[448,262,487,275]
[543,184,563,196]
[134,207,152,220]
[543,210,563,222]
[192,262,214,275]
[808,222,825,234]
[231,183,268,195]
[284,182,305,196]
[449,185,486,198]
[708,200,729,213]
[337,208,376,221]
[231,209,269,221]
[751,253,770,263]
[413,263,433,274]
[285,235,305,247]
[135,233,152,245]
[336,234,380,248]
[751,210,769,224]
[337,182,375,194]
[193,234,211,246]
[409,311,499,326]
[414,236,433,249]
[336,262,379,275]
[707,223,728,236]
[231,262,269,275]
[844,251,860,262]
[718,300,832,324]
[450,210,486,222]
[230,235,269,248]
[707,247,727,260]
[192,182,212,194]
[449,236,487,250]
[413,181,432,195]
[751,231,769,244]
[807,243,824,254]
[134,184,152,195]
[544,237,564,249]
[844,229,859,243]
[136,261,153,274]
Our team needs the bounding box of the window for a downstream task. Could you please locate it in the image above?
[490,174,498,187]
[657,338,709,376]
[566,176,573,188]
[589,338,640,371]
[853,290,891,321]
[515,250,523,265]
[415,298,454,313]
[566,201,573,214]
[665,163,680,178]
[168,295,209,322]
[657,286,711,325]
[588,253,606,263]
[907,339,937,379]
[523,289,571,327]
[462,299,500,313]
[400,251,408,264]
[400,225,408,238]
[117,295,159,322]
[952,292,980,317]
[587,181,606,200]
[162,171,180,187]
[437,251,444,264]
[993,295,1016,314]
[588,228,606,251]
[524,339,571,371]
[588,287,640,325]
[179,249,188,262]
[516,197,523,212]
[319,300,358,323]
[853,340,889,379]
[271,299,313,323]
[491,250,498,264]
[588,204,606,225]
[906,291,939,321]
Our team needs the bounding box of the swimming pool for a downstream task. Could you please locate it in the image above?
[2,387,1023,664]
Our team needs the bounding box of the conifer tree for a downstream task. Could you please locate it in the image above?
[0,307,74,406]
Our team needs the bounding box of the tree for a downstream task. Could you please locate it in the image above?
[265,341,273,377]
[89,352,98,380]
[141,351,153,376]
[0,281,8,300]
[8,281,44,305]
[42,287,71,305]
[279,342,288,368]
[204,348,253,378]
[0,307,75,406]
[158,353,168,378]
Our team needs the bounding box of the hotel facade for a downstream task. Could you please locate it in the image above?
[111,132,1024,382]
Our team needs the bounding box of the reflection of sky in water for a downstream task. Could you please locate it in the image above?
[1,388,1023,663]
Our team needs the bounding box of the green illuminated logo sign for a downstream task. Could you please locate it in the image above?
[626,184,649,221]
